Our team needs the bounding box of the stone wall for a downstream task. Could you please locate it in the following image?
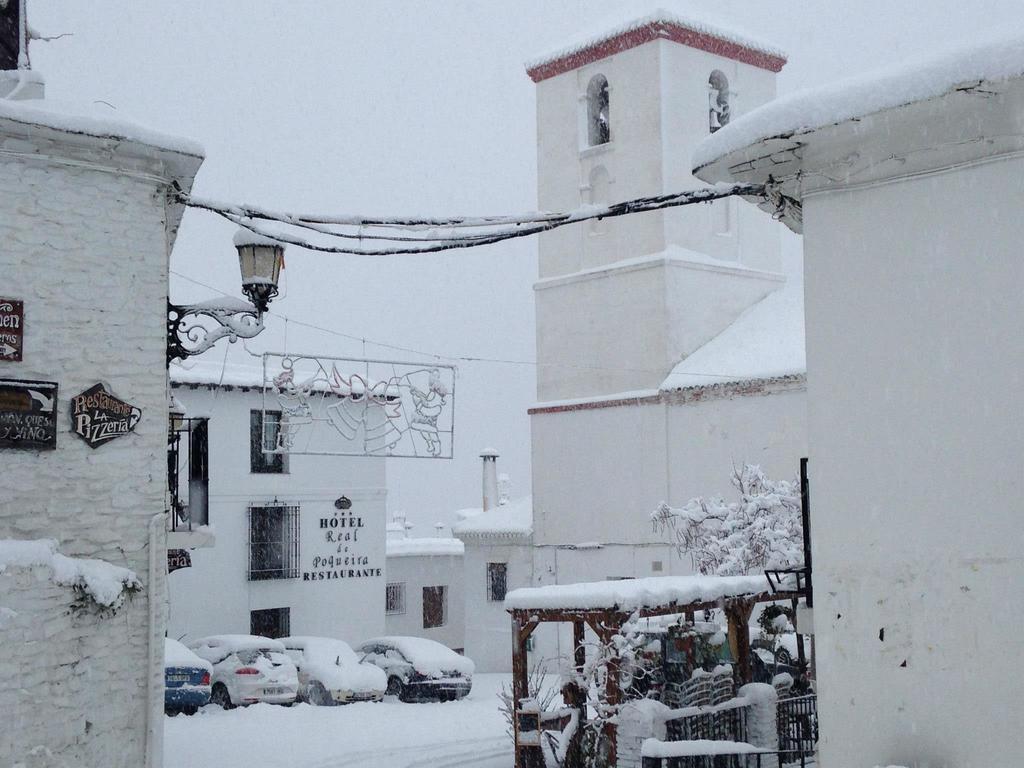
[0,122,198,767]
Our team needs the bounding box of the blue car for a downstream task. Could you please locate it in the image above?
[165,637,212,714]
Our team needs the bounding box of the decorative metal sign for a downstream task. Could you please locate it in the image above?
[70,383,142,448]
[261,352,455,458]
[167,549,192,573]
[0,298,24,362]
[0,378,57,450]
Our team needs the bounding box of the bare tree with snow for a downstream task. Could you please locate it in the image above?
[652,464,803,576]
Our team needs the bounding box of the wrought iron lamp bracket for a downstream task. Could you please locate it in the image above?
[167,298,266,364]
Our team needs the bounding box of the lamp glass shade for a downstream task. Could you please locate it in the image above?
[236,243,284,312]
[169,395,186,433]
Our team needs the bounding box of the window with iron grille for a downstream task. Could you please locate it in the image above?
[386,583,406,615]
[250,410,286,474]
[250,607,290,639]
[486,562,507,602]
[423,585,447,629]
[248,504,300,580]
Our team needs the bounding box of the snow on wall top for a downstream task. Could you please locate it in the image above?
[661,281,805,391]
[504,573,775,612]
[0,92,204,159]
[452,496,533,538]
[0,538,141,607]
[693,31,1024,172]
[170,359,267,389]
[526,7,786,81]
[385,537,464,558]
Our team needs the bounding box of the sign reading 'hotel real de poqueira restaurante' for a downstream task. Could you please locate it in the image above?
[303,506,381,581]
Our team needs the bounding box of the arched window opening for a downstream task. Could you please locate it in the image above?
[709,70,731,133]
[587,75,610,146]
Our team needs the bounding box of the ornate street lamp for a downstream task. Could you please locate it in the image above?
[167,229,285,364]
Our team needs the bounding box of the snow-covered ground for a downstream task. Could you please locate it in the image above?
[165,673,514,768]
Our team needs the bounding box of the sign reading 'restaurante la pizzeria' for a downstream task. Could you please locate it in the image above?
[70,383,142,448]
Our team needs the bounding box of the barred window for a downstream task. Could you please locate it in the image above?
[386,583,406,615]
[423,585,447,629]
[250,607,290,639]
[486,562,507,602]
[248,504,299,580]
[250,410,286,474]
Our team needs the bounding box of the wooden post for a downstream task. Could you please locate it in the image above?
[556,620,586,768]
[602,617,625,768]
[726,599,755,685]
[512,612,544,768]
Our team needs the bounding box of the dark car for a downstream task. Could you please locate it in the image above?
[164,638,211,714]
[356,636,474,702]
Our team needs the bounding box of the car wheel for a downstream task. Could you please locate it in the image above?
[386,676,404,698]
[308,681,333,706]
[211,683,233,709]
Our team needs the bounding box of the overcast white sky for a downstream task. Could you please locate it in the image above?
[28,1,1024,531]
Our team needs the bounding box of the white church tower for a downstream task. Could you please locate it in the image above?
[528,12,787,400]
[524,13,806,595]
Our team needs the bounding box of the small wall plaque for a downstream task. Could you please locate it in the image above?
[70,383,142,448]
[0,378,58,450]
[0,298,24,362]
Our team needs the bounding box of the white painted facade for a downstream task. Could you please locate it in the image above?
[384,533,465,652]
[523,15,808,667]
[167,378,387,649]
[0,88,201,767]
[693,49,1024,768]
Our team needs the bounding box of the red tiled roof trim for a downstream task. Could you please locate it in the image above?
[527,21,786,82]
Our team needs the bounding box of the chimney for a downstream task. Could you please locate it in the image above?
[481,448,499,511]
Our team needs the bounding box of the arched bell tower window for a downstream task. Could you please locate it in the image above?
[587,74,610,146]
[709,70,731,133]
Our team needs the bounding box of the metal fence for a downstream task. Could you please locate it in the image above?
[665,703,748,744]
[642,748,813,768]
[777,694,818,761]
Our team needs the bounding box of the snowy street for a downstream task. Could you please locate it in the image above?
[164,674,513,768]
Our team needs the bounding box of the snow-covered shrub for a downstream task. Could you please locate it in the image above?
[651,464,803,576]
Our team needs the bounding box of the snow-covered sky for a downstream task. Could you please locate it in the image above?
[28,0,1023,531]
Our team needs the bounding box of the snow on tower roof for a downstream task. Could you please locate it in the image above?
[452,496,533,539]
[504,573,779,612]
[693,31,1024,173]
[526,7,785,82]
[661,281,805,391]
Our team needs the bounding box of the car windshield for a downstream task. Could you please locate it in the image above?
[236,649,274,665]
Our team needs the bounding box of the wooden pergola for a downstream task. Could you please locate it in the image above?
[507,576,801,768]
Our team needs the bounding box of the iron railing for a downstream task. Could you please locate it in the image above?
[777,694,818,761]
[665,702,748,745]
[642,748,814,768]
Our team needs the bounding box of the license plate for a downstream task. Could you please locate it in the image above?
[168,675,189,683]
[263,686,285,695]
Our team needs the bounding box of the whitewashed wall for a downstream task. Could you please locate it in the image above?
[384,551,465,651]
[458,537,533,672]
[0,123,200,768]
[804,158,1024,767]
[168,385,386,648]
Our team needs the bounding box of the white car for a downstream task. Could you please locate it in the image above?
[357,637,474,702]
[190,634,298,708]
[281,636,387,705]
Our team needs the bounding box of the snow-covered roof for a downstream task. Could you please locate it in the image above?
[0,538,140,607]
[661,281,804,391]
[452,496,533,539]
[693,31,1024,173]
[0,89,203,160]
[170,359,267,389]
[385,537,464,558]
[504,573,779,612]
[526,7,785,81]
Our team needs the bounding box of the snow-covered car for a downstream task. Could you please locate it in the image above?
[190,634,299,708]
[281,636,387,705]
[356,637,474,702]
[164,637,211,714]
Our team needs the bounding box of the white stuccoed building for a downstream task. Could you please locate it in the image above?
[520,10,809,664]
[167,361,387,647]
[693,33,1024,767]
[384,514,465,652]
[0,59,202,768]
